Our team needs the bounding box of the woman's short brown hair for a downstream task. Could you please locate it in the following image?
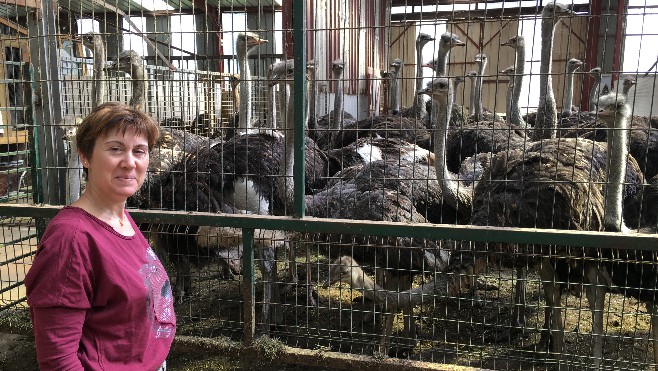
[76,102,160,160]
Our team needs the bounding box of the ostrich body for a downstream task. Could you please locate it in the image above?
[560,58,583,118]
[501,35,527,128]
[533,2,575,140]
[235,32,268,134]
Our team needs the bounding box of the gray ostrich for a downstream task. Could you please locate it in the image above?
[501,35,527,129]
[533,2,575,140]
[560,58,583,118]
[235,32,268,134]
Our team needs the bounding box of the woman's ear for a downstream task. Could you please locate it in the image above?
[79,153,89,167]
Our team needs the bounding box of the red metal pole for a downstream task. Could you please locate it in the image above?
[583,0,602,111]
[611,0,626,89]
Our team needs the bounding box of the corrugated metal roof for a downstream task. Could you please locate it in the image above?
[0,0,281,18]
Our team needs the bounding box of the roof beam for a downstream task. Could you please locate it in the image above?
[391,4,590,21]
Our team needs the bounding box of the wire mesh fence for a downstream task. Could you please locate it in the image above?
[0,0,658,369]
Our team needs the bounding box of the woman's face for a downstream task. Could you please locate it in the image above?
[80,127,149,202]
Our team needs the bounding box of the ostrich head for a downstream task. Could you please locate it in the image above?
[422,58,439,71]
[501,35,525,49]
[107,50,144,77]
[235,32,268,57]
[269,59,294,86]
[306,59,315,76]
[418,77,451,100]
[325,256,366,288]
[389,58,403,73]
[621,76,637,95]
[466,70,477,81]
[416,32,435,48]
[566,58,583,73]
[500,66,515,76]
[80,32,103,52]
[474,53,487,65]
[597,94,630,123]
[229,73,240,90]
[454,75,465,87]
[542,2,575,23]
[589,67,602,78]
[439,32,465,49]
[331,59,345,78]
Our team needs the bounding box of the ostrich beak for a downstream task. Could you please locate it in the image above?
[249,38,269,46]
[421,61,433,68]
[452,39,466,47]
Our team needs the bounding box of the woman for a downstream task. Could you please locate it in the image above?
[25,102,176,370]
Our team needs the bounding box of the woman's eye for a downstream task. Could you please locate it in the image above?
[111,147,123,153]
[134,149,147,158]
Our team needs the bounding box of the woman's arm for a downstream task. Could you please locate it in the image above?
[31,306,86,371]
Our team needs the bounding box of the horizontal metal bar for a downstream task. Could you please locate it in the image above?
[0,280,23,295]
[0,204,655,251]
[0,107,28,111]
[0,249,35,267]
[0,296,26,312]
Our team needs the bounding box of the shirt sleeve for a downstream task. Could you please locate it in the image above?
[30,306,86,371]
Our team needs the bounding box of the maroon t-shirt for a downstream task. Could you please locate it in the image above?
[25,206,176,370]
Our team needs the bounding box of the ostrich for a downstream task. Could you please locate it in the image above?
[472,54,487,122]
[331,78,645,368]
[501,35,527,128]
[620,75,637,96]
[388,59,403,115]
[109,50,147,111]
[311,59,356,150]
[306,60,317,130]
[589,67,603,111]
[396,33,436,119]
[533,2,575,140]
[560,58,583,118]
[466,70,478,118]
[500,66,516,124]
[234,32,268,134]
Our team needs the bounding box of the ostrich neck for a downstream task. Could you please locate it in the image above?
[268,83,278,129]
[474,60,486,121]
[278,83,297,212]
[414,45,427,117]
[510,46,526,128]
[562,68,576,117]
[332,72,344,131]
[505,78,514,123]
[469,77,476,117]
[130,66,147,111]
[436,45,450,77]
[390,70,400,113]
[534,18,558,140]
[604,113,630,231]
[344,265,454,311]
[308,73,316,128]
[238,49,252,132]
[433,89,474,213]
[92,42,106,109]
[590,75,601,110]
